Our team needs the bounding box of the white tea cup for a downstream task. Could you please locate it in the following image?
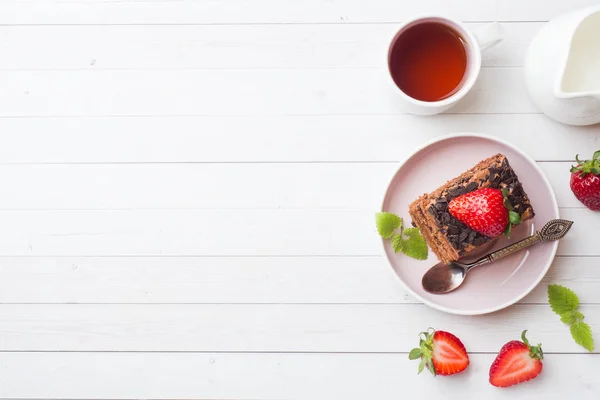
[387,16,502,115]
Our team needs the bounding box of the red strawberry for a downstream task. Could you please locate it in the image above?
[448,187,521,238]
[489,330,543,388]
[570,151,600,211]
[409,328,469,376]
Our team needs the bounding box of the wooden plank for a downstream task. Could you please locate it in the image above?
[0,161,575,209]
[0,161,577,210]
[0,115,593,164]
[0,208,591,256]
[0,303,597,353]
[0,0,499,24]
[0,256,593,305]
[1,0,598,24]
[0,68,536,116]
[0,23,538,70]
[538,162,580,208]
[0,163,392,210]
[495,0,600,22]
[1,352,598,400]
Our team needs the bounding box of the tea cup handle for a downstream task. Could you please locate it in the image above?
[474,22,503,51]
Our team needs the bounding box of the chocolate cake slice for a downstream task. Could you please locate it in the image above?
[409,154,535,263]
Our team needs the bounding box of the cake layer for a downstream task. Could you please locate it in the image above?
[409,154,535,263]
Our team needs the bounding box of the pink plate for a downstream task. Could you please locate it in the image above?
[381,133,559,315]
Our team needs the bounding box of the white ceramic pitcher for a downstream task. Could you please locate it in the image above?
[525,5,600,126]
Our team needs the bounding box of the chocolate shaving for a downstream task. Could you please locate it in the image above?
[465,182,479,192]
[434,201,446,211]
[447,186,466,198]
[447,225,460,235]
[467,230,477,244]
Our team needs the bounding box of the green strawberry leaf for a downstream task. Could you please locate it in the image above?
[408,348,422,360]
[402,228,428,260]
[417,357,426,374]
[427,361,436,376]
[501,188,513,211]
[504,222,512,238]
[548,284,579,315]
[570,321,594,352]
[509,210,521,225]
[375,212,402,239]
[392,233,404,253]
[572,151,600,177]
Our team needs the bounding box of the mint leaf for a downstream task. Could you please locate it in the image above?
[392,233,404,253]
[548,285,594,352]
[376,213,428,261]
[375,212,402,239]
[402,228,428,260]
[570,321,594,352]
[548,284,579,315]
[560,310,584,325]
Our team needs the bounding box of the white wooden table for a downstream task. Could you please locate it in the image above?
[0,1,599,398]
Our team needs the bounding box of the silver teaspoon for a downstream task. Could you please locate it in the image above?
[422,219,574,295]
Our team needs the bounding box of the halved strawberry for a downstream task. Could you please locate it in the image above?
[409,328,469,376]
[448,187,521,238]
[489,330,543,388]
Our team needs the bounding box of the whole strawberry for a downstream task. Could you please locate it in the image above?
[570,151,600,211]
[489,330,543,388]
[448,188,521,238]
[409,328,469,376]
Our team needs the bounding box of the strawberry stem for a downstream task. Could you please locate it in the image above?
[410,328,437,376]
[501,188,513,211]
[571,151,600,178]
[502,189,521,238]
[521,330,529,345]
[521,330,544,360]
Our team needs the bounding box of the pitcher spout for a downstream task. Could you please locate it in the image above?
[554,89,600,101]
[525,5,600,125]
[556,8,600,99]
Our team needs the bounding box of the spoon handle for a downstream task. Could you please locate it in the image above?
[466,233,542,270]
[487,233,542,262]
[466,219,574,270]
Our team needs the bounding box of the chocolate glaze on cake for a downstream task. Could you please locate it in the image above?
[409,154,535,264]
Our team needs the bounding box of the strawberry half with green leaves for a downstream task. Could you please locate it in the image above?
[570,150,600,211]
[489,330,543,388]
[448,187,521,238]
[409,328,469,376]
